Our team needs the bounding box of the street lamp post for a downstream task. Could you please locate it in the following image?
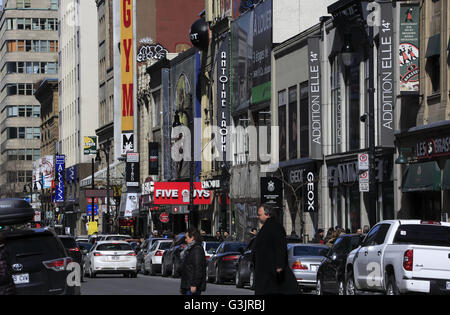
[96,142,111,234]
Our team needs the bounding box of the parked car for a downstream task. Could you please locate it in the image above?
[137,238,166,273]
[345,220,450,295]
[206,241,247,284]
[235,237,256,289]
[0,199,78,295]
[316,234,364,295]
[161,234,187,278]
[287,243,329,292]
[85,241,137,278]
[203,241,221,261]
[142,240,172,276]
[58,235,84,282]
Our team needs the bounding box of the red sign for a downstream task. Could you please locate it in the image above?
[159,213,170,223]
[153,182,212,205]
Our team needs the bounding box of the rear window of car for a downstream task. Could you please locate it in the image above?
[78,243,93,251]
[96,243,132,251]
[224,243,246,253]
[158,242,171,250]
[106,236,130,241]
[7,235,66,261]
[393,225,450,247]
[293,246,328,257]
[59,237,77,249]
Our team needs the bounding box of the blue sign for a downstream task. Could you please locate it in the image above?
[55,155,65,203]
[66,165,77,183]
[87,205,98,216]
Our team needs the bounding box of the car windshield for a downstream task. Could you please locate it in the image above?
[106,236,130,241]
[393,225,450,247]
[205,242,220,254]
[159,242,172,250]
[96,243,132,251]
[293,246,328,257]
[223,243,246,253]
[59,237,77,249]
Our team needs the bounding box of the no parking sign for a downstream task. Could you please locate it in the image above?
[358,153,369,171]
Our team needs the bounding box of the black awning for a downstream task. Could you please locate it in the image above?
[425,33,441,58]
[402,162,441,193]
[443,161,450,190]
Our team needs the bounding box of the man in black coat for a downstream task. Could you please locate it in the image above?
[180,228,207,295]
[253,204,298,295]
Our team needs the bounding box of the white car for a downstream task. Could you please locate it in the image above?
[143,240,172,276]
[85,241,137,278]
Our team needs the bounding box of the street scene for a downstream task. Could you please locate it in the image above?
[1,0,450,299]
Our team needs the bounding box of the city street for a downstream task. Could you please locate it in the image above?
[81,274,255,296]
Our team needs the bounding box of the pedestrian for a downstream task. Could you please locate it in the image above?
[223,231,230,240]
[363,225,370,234]
[215,231,223,242]
[356,228,363,235]
[0,232,16,295]
[326,228,344,247]
[312,229,325,244]
[200,230,207,237]
[179,227,207,296]
[323,227,334,243]
[253,204,298,295]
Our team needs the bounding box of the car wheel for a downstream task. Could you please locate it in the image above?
[345,271,356,295]
[249,270,255,290]
[235,267,244,288]
[149,262,156,276]
[131,272,138,278]
[206,266,213,283]
[215,266,222,285]
[385,274,400,295]
[161,261,167,277]
[90,267,96,278]
[316,278,323,295]
[143,261,149,275]
[338,279,345,296]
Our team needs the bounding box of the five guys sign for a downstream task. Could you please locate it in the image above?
[153,182,211,205]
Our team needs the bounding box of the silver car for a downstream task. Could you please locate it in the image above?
[287,244,329,292]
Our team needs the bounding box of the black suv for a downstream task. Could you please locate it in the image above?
[0,199,78,295]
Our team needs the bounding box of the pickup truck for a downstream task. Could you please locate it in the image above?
[345,220,450,295]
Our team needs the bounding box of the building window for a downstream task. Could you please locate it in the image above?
[428,56,440,93]
[278,90,287,162]
[288,86,298,160]
[299,82,309,158]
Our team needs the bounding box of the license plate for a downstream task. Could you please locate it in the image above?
[112,256,120,261]
[13,274,30,285]
[311,265,319,272]
[446,281,450,290]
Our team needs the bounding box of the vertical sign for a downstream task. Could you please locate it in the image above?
[379,2,395,147]
[399,3,420,93]
[252,0,272,105]
[304,169,318,213]
[308,37,323,159]
[55,155,65,203]
[126,153,140,187]
[121,0,134,132]
[149,142,159,175]
[260,177,283,208]
[217,36,231,167]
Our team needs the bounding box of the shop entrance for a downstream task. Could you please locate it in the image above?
[409,192,441,221]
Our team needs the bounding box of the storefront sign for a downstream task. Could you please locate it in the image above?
[417,136,450,160]
[399,3,420,93]
[304,171,318,213]
[308,36,323,159]
[201,179,221,190]
[121,0,135,132]
[260,177,283,207]
[251,0,272,105]
[55,155,65,203]
[153,182,212,205]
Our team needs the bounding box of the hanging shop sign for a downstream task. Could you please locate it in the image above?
[303,170,318,213]
[121,0,135,132]
[190,18,209,51]
[84,136,97,155]
[251,0,272,105]
[55,155,65,203]
[201,179,221,190]
[399,3,420,93]
[260,177,283,208]
[379,2,395,147]
[308,36,323,159]
[216,35,231,167]
[153,182,212,205]
[149,142,159,175]
[126,153,140,187]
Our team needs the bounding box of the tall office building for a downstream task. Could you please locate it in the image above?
[0,0,59,198]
